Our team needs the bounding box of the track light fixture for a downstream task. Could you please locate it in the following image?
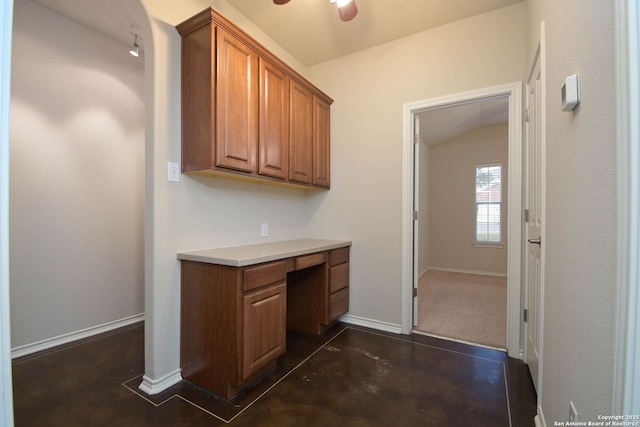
[108,0,142,58]
[129,34,140,57]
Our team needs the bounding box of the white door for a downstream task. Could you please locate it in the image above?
[524,45,544,393]
[412,116,420,327]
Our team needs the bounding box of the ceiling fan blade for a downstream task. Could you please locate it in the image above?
[337,0,358,22]
[273,0,291,4]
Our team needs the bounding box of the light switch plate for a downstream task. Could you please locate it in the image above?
[168,162,180,182]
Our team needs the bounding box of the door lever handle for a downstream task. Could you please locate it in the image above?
[528,238,541,245]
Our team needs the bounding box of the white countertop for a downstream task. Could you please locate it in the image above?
[177,238,351,267]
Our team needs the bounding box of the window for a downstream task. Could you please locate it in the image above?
[475,164,502,244]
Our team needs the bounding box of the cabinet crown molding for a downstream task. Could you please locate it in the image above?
[177,8,333,104]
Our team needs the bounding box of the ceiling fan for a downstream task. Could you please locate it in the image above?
[273,0,358,22]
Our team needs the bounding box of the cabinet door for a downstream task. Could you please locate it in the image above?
[216,27,258,173]
[288,81,313,184]
[313,97,331,187]
[259,59,289,179]
[242,282,286,380]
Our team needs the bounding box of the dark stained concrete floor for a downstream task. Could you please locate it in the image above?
[12,322,536,426]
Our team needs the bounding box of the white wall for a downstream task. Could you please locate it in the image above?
[304,4,527,328]
[9,0,145,349]
[427,125,508,275]
[527,0,618,423]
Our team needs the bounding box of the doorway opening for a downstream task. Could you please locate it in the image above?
[401,82,523,359]
[414,101,509,349]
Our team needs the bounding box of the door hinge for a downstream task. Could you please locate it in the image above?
[413,211,418,221]
[414,134,420,144]
[413,287,418,298]
[523,308,528,323]
[525,108,530,123]
[524,208,530,223]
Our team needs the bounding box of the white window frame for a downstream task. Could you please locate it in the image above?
[474,163,503,246]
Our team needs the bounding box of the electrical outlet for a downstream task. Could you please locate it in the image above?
[569,401,578,422]
[261,223,268,237]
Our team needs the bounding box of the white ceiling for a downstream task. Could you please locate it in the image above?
[418,98,509,147]
[28,0,147,53]
[228,0,524,67]
[28,0,525,67]
[26,0,515,146]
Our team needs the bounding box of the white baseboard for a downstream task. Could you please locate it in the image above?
[11,313,145,359]
[426,266,508,277]
[139,369,182,395]
[340,314,403,335]
[535,406,547,427]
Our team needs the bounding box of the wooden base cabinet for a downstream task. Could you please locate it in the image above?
[242,282,286,380]
[180,244,349,399]
[326,247,350,324]
[180,260,287,399]
[284,247,349,335]
[177,8,333,190]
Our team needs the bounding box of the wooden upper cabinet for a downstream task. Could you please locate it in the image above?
[259,59,289,179]
[216,28,258,173]
[179,20,215,173]
[289,81,313,184]
[313,97,331,188]
[177,8,333,189]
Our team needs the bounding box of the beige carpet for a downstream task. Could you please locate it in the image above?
[417,269,507,349]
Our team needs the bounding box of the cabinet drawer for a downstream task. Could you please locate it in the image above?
[243,261,287,292]
[329,262,349,293]
[295,252,326,270]
[329,247,349,266]
[328,287,349,322]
